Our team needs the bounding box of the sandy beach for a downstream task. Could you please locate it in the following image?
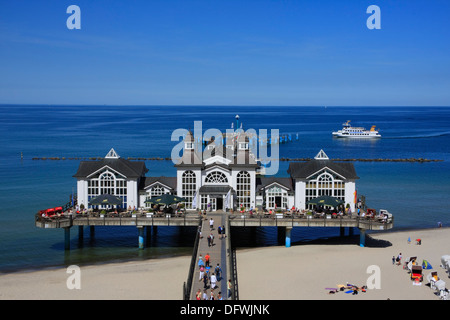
[1,227,449,300]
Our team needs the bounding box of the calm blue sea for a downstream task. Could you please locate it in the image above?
[0,105,449,273]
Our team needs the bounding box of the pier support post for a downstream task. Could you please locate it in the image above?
[64,227,71,250]
[78,226,84,240]
[285,227,292,248]
[359,228,366,247]
[138,226,145,249]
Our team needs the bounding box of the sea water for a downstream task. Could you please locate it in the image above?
[0,105,449,273]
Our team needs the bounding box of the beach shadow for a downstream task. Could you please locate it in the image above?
[291,234,393,248]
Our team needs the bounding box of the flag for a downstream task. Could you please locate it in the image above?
[192,190,198,209]
[225,189,231,209]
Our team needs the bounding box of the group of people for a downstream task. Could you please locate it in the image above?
[197,255,225,300]
[195,217,232,300]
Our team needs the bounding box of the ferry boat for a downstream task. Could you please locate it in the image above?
[332,120,381,138]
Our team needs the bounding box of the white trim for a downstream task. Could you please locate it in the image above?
[105,148,120,159]
[144,181,174,191]
[261,181,291,192]
[305,166,347,181]
[203,155,232,166]
[314,149,329,160]
[86,165,127,179]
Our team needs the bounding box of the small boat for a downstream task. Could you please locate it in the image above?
[332,120,381,138]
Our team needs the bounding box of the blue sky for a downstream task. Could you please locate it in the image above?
[0,0,449,106]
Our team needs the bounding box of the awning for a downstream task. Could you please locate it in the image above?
[199,185,233,195]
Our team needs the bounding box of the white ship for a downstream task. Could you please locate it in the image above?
[332,120,381,138]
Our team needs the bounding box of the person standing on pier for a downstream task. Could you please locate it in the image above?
[209,217,214,231]
[215,263,222,281]
[205,253,210,267]
[198,255,204,268]
[210,272,217,290]
[221,225,226,238]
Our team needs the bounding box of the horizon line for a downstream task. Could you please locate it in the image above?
[1,104,450,108]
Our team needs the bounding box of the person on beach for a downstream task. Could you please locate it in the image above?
[396,253,402,266]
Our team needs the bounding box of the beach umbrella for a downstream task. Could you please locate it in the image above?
[145,194,187,206]
[306,195,344,208]
[88,194,123,206]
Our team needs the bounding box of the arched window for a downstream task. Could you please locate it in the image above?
[237,171,251,210]
[305,171,345,208]
[151,185,164,197]
[99,172,115,195]
[87,171,127,209]
[317,173,332,196]
[182,170,196,209]
[205,171,228,184]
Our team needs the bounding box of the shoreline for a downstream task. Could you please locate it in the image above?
[0,225,446,276]
[1,226,449,300]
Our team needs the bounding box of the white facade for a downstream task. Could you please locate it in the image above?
[75,146,358,213]
[74,148,146,210]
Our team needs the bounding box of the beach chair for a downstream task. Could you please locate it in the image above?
[440,255,450,269]
[410,265,423,282]
[439,288,449,300]
[435,280,446,294]
[404,257,417,270]
[427,272,438,290]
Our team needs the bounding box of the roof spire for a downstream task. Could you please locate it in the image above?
[105,148,120,159]
[314,149,329,160]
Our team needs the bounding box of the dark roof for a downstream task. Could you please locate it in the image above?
[73,158,148,179]
[142,176,177,190]
[287,160,359,180]
[256,177,293,192]
[199,185,232,194]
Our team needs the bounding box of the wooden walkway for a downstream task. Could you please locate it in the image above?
[189,211,229,300]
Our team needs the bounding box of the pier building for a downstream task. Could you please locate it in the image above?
[73,132,358,213]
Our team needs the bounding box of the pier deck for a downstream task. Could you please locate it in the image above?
[189,212,230,300]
